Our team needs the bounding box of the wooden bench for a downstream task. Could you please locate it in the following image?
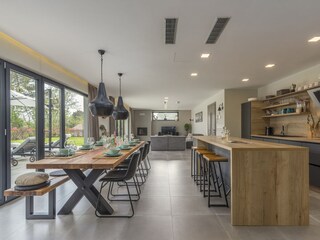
[4,176,69,219]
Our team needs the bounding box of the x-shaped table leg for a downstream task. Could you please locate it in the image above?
[58,169,114,215]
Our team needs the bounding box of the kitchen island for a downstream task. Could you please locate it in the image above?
[194,136,309,226]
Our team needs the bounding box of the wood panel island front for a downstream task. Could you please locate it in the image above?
[193,136,309,226]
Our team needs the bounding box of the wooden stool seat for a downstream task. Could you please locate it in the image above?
[203,154,228,162]
[196,149,214,155]
[192,146,206,150]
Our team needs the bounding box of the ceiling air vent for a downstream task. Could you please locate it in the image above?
[206,17,230,44]
[165,18,178,44]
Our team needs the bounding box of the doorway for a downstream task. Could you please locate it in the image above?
[207,102,216,136]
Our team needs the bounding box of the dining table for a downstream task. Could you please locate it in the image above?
[26,141,145,216]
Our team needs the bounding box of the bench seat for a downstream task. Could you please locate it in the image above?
[4,176,69,219]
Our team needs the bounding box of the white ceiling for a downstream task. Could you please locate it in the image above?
[1,0,320,110]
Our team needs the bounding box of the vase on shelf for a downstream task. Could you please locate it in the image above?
[307,129,315,139]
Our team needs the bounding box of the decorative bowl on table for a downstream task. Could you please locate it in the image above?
[129,141,137,146]
[105,148,121,157]
[57,148,75,157]
[80,144,93,150]
[120,144,131,150]
[95,141,104,146]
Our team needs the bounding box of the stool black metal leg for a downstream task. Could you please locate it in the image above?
[218,162,229,208]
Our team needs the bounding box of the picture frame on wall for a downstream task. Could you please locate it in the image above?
[195,112,203,123]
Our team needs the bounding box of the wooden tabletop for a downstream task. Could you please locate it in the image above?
[27,142,145,170]
[193,136,307,151]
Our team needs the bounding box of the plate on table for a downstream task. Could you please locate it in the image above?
[79,146,93,150]
[104,153,123,157]
[120,146,132,150]
[55,150,75,157]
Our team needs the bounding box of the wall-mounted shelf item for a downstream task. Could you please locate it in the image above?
[261,102,296,110]
[261,112,309,118]
[262,85,319,102]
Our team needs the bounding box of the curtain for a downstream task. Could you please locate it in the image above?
[88,83,99,141]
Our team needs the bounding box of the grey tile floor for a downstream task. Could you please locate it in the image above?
[1,149,320,240]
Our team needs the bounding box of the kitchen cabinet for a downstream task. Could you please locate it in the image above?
[241,101,266,139]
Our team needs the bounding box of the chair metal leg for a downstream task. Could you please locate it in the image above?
[95,180,135,218]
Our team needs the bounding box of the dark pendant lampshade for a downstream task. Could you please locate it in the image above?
[88,49,114,117]
[112,73,129,120]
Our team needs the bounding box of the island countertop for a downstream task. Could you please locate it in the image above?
[193,135,307,151]
[193,135,309,226]
[251,134,320,144]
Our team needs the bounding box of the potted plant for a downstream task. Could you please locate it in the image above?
[184,123,192,135]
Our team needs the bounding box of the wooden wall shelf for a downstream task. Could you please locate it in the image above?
[262,112,309,118]
[263,85,318,102]
[261,102,295,110]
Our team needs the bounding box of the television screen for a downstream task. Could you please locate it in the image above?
[161,126,176,135]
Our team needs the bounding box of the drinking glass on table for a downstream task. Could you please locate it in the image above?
[87,137,95,146]
[64,140,76,155]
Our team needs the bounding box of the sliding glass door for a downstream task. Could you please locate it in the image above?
[0,60,6,205]
[65,89,86,147]
[44,83,62,158]
[8,66,40,187]
[0,59,88,205]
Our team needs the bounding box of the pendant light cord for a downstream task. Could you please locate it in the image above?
[100,54,103,83]
[119,75,121,96]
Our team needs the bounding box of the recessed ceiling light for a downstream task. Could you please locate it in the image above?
[242,78,249,82]
[191,73,198,76]
[265,64,275,68]
[201,53,210,58]
[308,36,320,42]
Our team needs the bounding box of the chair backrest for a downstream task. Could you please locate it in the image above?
[145,141,150,155]
[124,151,141,180]
[141,142,150,160]
[138,145,145,164]
[12,137,36,154]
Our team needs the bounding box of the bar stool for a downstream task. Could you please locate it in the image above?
[195,149,214,190]
[203,153,230,208]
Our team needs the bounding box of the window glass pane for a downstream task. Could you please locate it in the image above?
[44,83,61,157]
[65,89,85,147]
[152,112,179,121]
[10,69,37,185]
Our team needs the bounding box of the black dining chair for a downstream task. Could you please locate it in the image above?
[95,151,141,218]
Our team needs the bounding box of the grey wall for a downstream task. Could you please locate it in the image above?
[225,88,258,137]
[151,110,191,136]
[133,109,152,141]
[132,109,191,140]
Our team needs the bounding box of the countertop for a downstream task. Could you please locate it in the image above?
[251,134,320,144]
[193,136,306,151]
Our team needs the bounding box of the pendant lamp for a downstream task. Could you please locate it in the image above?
[88,50,114,117]
[112,73,129,120]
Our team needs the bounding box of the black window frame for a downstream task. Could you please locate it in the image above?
[0,58,88,205]
[152,111,179,121]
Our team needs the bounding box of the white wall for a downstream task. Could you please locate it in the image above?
[191,90,225,135]
[0,32,88,93]
[258,63,320,98]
